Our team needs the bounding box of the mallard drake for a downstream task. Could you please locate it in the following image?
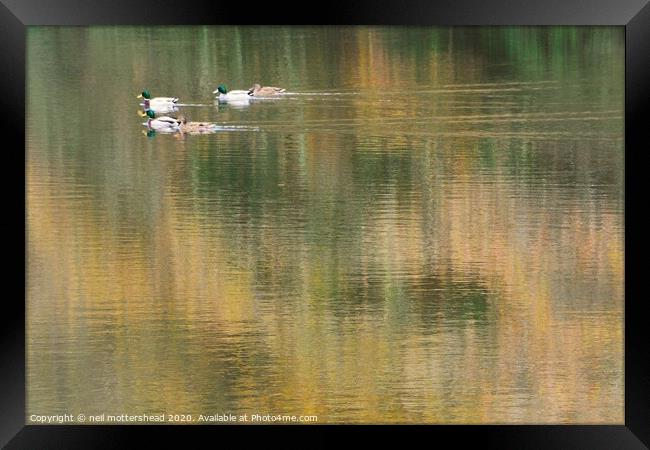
[140,109,181,132]
[248,83,286,96]
[137,90,179,109]
[213,84,252,102]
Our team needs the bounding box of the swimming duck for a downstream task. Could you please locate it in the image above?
[176,115,219,134]
[140,109,181,132]
[248,83,286,96]
[213,84,252,102]
[137,90,179,109]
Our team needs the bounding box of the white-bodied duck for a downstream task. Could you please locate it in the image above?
[141,109,181,132]
[137,89,179,110]
[213,84,252,102]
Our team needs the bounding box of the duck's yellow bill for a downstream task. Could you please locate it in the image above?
[136,94,143,99]
[138,110,147,117]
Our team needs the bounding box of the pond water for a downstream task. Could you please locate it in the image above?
[26,26,624,423]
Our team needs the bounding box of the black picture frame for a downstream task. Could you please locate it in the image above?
[2,0,648,447]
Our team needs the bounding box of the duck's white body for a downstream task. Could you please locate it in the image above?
[145,116,181,132]
[215,90,251,102]
[143,98,179,109]
[150,97,179,104]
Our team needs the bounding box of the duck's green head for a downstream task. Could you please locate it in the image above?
[145,109,156,119]
[137,90,152,100]
[217,84,227,94]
